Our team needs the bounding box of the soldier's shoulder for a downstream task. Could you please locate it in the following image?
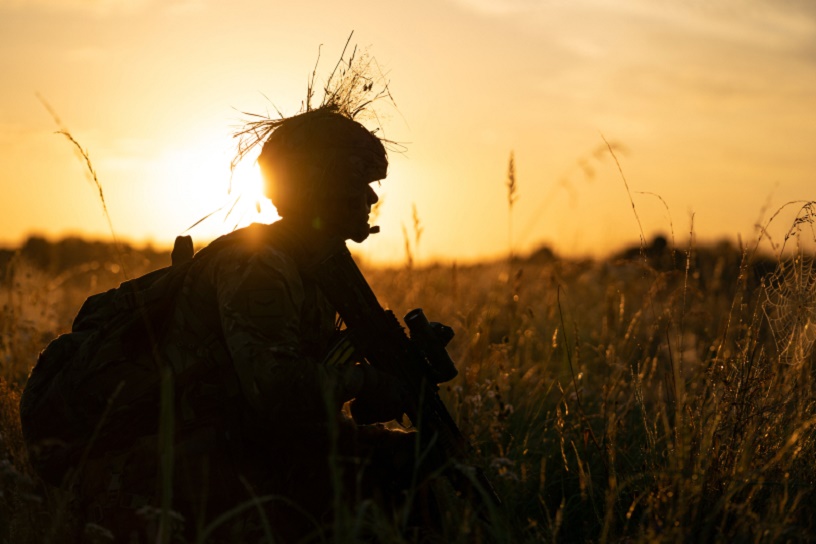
[202,226,301,280]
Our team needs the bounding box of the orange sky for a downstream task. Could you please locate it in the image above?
[1,0,814,264]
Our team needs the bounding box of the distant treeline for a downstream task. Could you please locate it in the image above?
[611,234,783,292]
[0,233,784,289]
[0,235,172,276]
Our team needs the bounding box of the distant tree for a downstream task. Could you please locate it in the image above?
[20,237,52,270]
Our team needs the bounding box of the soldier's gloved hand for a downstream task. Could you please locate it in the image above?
[350,364,408,425]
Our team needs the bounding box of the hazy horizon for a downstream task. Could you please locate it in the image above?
[1,0,814,264]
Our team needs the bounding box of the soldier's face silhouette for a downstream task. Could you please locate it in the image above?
[256,111,387,244]
[322,178,379,243]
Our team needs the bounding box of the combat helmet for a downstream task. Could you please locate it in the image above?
[233,46,392,221]
[256,110,387,218]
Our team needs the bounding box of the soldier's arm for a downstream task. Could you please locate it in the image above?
[212,245,363,423]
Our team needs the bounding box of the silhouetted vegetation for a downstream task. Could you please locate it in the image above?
[1,235,170,277]
[3,231,815,542]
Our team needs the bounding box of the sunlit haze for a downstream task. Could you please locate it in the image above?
[1,0,814,264]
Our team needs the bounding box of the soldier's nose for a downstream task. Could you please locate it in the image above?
[367,185,379,205]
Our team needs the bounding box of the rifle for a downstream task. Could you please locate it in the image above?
[311,243,502,514]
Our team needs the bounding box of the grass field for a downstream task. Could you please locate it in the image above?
[1,222,815,542]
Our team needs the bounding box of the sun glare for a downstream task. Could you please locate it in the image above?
[150,141,281,243]
[228,157,280,228]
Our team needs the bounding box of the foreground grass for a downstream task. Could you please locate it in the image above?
[1,237,815,542]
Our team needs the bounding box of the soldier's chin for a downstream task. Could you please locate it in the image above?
[346,221,373,243]
[349,227,370,244]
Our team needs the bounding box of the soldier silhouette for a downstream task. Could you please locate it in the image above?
[22,102,446,542]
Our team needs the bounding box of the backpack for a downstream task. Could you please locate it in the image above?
[19,224,284,486]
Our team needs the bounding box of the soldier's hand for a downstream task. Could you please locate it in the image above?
[350,364,408,425]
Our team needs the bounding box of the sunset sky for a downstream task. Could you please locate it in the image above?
[1,0,814,264]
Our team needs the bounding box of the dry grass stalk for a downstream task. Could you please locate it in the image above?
[36,95,128,281]
[231,32,397,175]
[506,151,517,265]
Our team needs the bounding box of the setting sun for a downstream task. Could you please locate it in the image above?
[122,139,280,246]
[224,152,280,230]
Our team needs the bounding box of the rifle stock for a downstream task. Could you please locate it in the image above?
[311,244,502,512]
